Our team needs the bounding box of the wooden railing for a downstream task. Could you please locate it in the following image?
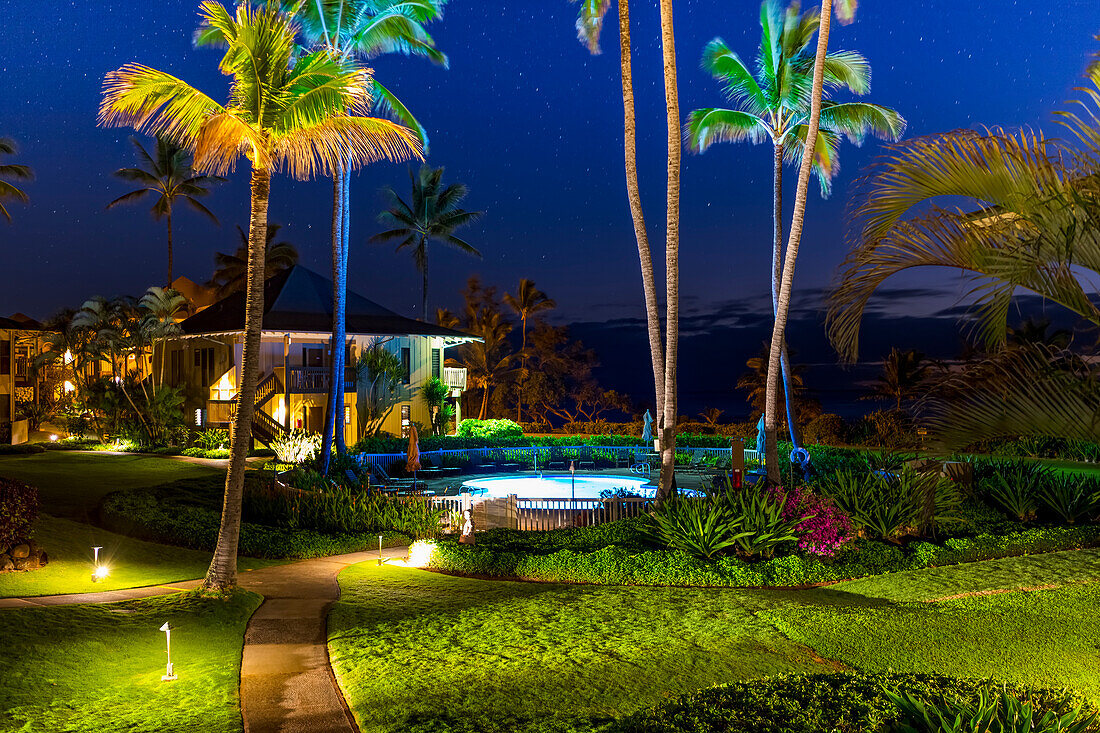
[443,367,467,390]
[422,494,654,531]
[287,366,356,394]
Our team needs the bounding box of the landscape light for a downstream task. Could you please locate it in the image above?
[49,434,58,442]
[91,546,108,582]
[159,622,177,681]
[378,534,384,566]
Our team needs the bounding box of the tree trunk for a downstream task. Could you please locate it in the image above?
[769,141,801,456]
[203,166,270,591]
[764,0,832,483]
[421,240,429,321]
[656,0,681,502]
[166,204,174,289]
[321,165,346,474]
[617,0,665,430]
[517,315,526,424]
[336,167,350,454]
[479,383,489,420]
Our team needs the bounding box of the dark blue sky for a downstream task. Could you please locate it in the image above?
[2,1,1098,415]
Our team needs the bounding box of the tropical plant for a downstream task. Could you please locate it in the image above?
[503,279,556,423]
[885,685,1098,733]
[420,376,452,436]
[984,460,1048,522]
[646,496,745,560]
[0,137,32,222]
[99,0,421,590]
[287,0,447,472]
[1037,474,1097,525]
[270,428,321,464]
[194,428,230,451]
[106,136,223,285]
[447,280,519,420]
[208,223,298,297]
[355,342,406,436]
[825,43,1100,452]
[686,0,905,457]
[761,0,861,481]
[738,340,808,419]
[867,348,933,411]
[726,487,801,558]
[139,286,189,390]
[371,164,483,318]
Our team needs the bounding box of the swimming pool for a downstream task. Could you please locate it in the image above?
[460,474,653,500]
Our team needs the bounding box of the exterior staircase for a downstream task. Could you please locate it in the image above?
[231,371,287,446]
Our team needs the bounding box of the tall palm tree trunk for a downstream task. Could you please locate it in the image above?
[656,0,681,502]
[322,164,348,473]
[764,0,832,483]
[770,142,801,452]
[517,316,527,424]
[618,0,666,430]
[421,238,429,319]
[204,167,270,591]
[166,203,174,288]
[336,167,350,453]
[479,383,489,420]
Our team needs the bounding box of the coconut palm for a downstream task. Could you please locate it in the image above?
[107,137,224,286]
[571,0,666,454]
[372,164,482,318]
[99,1,421,590]
[208,223,298,297]
[287,0,447,470]
[761,0,859,481]
[826,40,1100,452]
[503,279,556,423]
[0,138,32,222]
[570,0,683,499]
[139,286,189,390]
[866,348,932,412]
[685,0,904,456]
[459,308,518,420]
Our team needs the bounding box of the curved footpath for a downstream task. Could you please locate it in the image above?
[0,546,412,733]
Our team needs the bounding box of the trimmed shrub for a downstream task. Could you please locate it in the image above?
[607,673,1095,733]
[0,443,46,455]
[428,522,1100,588]
[0,477,38,547]
[457,418,524,440]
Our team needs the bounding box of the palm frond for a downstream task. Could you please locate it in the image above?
[684,108,768,152]
[371,79,429,152]
[106,189,153,209]
[702,38,768,114]
[818,101,907,144]
[99,64,226,149]
[275,114,422,180]
[571,0,612,55]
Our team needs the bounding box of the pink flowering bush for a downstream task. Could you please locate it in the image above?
[768,485,854,557]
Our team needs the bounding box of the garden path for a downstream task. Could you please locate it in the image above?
[0,546,412,733]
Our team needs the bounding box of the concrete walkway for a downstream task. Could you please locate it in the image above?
[0,547,411,733]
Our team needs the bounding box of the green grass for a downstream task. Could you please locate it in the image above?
[0,589,261,732]
[329,550,1100,733]
[328,565,829,733]
[0,452,219,520]
[0,515,281,598]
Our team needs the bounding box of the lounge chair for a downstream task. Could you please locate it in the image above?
[370,463,427,492]
[546,448,567,471]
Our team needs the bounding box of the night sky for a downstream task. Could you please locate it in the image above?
[2,1,1098,417]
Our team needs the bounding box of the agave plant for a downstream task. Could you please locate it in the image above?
[646,497,746,560]
[726,488,802,559]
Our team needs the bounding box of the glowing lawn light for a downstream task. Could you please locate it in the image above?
[91,546,109,582]
[378,534,384,566]
[49,434,58,442]
[159,622,177,681]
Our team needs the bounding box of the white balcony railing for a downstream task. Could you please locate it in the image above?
[443,367,467,390]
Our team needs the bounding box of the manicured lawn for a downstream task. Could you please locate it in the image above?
[0,515,281,598]
[0,589,261,733]
[329,550,1100,733]
[0,452,220,520]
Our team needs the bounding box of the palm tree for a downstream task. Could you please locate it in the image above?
[0,138,32,222]
[139,286,189,390]
[825,38,1100,452]
[571,0,667,453]
[107,137,224,286]
[1006,317,1073,350]
[208,223,298,297]
[685,0,904,456]
[372,164,483,318]
[99,1,421,590]
[287,0,447,471]
[458,308,518,420]
[761,0,859,481]
[737,341,806,418]
[866,348,931,412]
[503,279,556,423]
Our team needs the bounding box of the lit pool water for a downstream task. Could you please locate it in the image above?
[460,474,653,500]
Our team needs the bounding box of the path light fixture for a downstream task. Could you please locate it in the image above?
[91,546,109,582]
[378,535,384,566]
[159,622,177,681]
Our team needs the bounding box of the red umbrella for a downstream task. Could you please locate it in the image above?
[406,425,421,474]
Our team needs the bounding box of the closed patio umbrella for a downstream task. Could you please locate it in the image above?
[406,425,421,476]
[641,410,653,443]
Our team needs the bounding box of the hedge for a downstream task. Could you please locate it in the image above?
[606,672,1094,733]
[352,432,764,455]
[427,523,1100,587]
[100,488,409,559]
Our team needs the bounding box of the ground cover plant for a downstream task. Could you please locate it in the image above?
[329,555,1100,733]
[0,590,260,732]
